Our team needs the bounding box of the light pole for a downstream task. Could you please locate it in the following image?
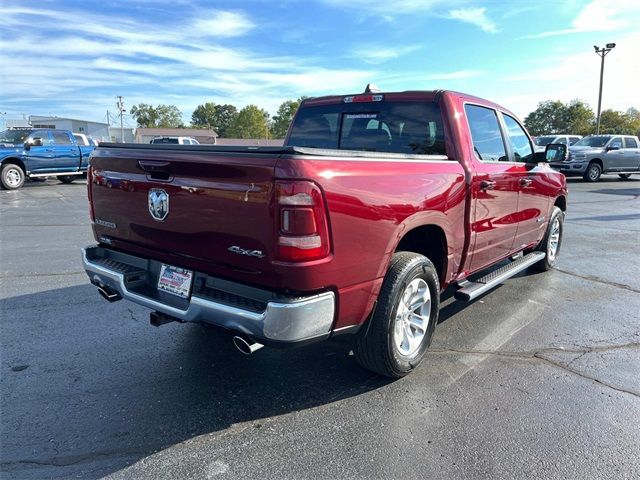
[594,43,616,135]
[116,96,125,142]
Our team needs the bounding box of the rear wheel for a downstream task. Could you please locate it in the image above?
[58,175,76,184]
[619,174,632,180]
[1,163,25,190]
[583,162,601,182]
[353,252,439,378]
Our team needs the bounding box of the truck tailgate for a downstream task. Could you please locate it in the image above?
[89,145,278,273]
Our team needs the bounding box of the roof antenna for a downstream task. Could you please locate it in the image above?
[364,83,381,93]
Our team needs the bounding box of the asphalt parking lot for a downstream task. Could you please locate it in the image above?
[1,175,639,480]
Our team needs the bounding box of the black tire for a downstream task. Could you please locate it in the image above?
[533,206,564,271]
[354,252,440,378]
[1,163,26,190]
[618,174,632,180]
[583,162,601,182]
[58,175,76,184]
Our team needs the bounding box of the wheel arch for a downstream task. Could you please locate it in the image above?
[589,157,603,169]
[1,157,27,174]
[554,195,567,212]
[394,224,448,285]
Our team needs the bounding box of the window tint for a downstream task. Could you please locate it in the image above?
[535,136,555,146]
[152,138,179,144]
[53,131,72,145]
[502,114,533,162]
[287,101,446,155]
[609,137,623,149]
[73,134,87,145]
[569,137,581,145]
[464,104,507,162]
[29,131,51,146]
[624,137,638,148]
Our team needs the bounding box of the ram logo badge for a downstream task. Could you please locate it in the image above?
[228,246,265,258]
[148,189,169,221]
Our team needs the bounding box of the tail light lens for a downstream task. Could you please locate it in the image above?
[276,180,330,261]
[87,166,95,221]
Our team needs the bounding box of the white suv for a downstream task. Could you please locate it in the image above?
[533,135,582,152]
[150,136,200,145]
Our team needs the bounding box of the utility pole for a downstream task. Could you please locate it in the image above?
[593,43,616,135]
[116,96,125,142]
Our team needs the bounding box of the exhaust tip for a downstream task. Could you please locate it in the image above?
[97,286,122,302]
[233,335,264,355]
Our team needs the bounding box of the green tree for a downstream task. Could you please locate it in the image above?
[191,102,238,137]
[270,97,307,139]
[562,100,595,136]
[598,108,640,135]
[130,103,184,128]
[226,105,270,139]
[524,100,567,136]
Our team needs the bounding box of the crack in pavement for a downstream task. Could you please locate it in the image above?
[554,268,640,294]
[0,447,154,470]
[0,272,86,279]
[564,219,640,233]
[430,342,640,398]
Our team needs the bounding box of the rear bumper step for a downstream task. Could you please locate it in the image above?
[455,251,546,302]
[82,246,335,344]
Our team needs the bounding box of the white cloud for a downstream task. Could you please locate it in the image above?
[522,0,639,39]
[192,11,255,38]
[351,45,421,64]
[321,0,461,15]
[447,7,498,33]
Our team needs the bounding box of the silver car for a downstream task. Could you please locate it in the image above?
[549,135,640,181]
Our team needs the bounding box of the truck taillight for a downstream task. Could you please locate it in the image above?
[276,181,330,262]
[87,166,95,221]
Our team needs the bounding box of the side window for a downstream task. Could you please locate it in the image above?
[464,104,507,162]
[556,137,569,146]
[502,114,534,162]
[29,131,51,146]
[609,137,623,149]
[53,131,73,145]
[624,137,638,148]
[569,136,581,145]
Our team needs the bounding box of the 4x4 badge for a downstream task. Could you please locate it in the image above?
[148,189,169,221]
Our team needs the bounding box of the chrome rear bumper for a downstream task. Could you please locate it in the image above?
[82,246,335,344]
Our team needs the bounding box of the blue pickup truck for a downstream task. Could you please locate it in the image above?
[0,128,95,190]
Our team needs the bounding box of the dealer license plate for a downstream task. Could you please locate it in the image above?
[157,264,193,299]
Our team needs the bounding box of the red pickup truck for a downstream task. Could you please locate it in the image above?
[82,88,567,377]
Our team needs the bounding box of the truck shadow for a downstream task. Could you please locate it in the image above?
[1,284,390,479]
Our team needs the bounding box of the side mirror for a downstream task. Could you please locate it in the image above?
[544,143,567,162]
[606,145,619,151]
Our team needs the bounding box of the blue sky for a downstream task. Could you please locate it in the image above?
[1,0,639,129]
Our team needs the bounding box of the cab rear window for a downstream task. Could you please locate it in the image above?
[287,101,446,156]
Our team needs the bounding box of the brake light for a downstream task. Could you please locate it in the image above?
[87,166,95,221]
[276,181,331,261]
[343,94,384,103]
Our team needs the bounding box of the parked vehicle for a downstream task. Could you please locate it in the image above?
[82,88,567,377]
[534,134,582,152]
[150,136,200,145]
[549,134,640,181]
[73,133,99,147]
[0,128,95,189]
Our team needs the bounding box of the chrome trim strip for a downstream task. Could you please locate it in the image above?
[29,172,85,177]
[82,247,335,342]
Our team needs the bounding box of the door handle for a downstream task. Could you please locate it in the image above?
[480,180,496,191]
[138,160,173,180]
[520,178,533,187]
[138,160,172,173]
